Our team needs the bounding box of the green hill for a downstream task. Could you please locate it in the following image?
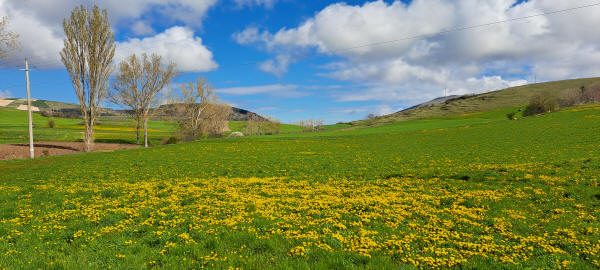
[0,98,265,122]
[355,77,600,125]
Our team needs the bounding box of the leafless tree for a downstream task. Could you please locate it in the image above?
[168,77,230,141]
[60,5,115,152]
[297,118,324,132]
[0,16,19,59]
[199,103,232,137]
[110,53,176,147]
[264,115,281,135]
[245,114,264,136]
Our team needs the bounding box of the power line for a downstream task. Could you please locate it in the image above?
[332,2,600,54]
[2,2,599,73]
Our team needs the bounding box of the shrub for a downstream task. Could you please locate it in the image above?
[523,92,558,117]
[297,118,324,133]
[48,119,55,128]
[161,136,178,145]
[559,88,583,108]
[583,83,600,103]
[506,112,516,120]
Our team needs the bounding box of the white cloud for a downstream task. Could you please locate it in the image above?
[233,26,266,45]
[236,0,600,101]
[336,75,528,103]
[331,103,397,117]
[373,104,394,116]
[0,0,218,69]
[259,55,293,76]
[116,27,218,72]
[131,21,155,36]
[2,0,217,28]
[217,84,305,97]
[233,0,278,9]
[0,89,11,98]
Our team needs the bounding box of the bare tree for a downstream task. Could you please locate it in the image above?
[244,114,263,136]
[0,16,19,59]
[199,103,232,137]
[264,115,281,135]
[297,118,324,132]
[168,77,220,141]
[111,53,176,147]
[60,5,115,152]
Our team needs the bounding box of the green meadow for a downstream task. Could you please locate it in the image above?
[0,107,311,145]
[0,103,599,269]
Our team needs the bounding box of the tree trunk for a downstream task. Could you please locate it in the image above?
[84,119,93,152]
[144,118,149,148]
[136,121,141,145]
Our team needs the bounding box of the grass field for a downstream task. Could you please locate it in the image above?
[0,107,178,145]
[0,102,599,269]
[0,107,313,146]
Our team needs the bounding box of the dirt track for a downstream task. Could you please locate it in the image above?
[0,142,139,160]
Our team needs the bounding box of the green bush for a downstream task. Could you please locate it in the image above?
[161,136,178,145]
[523,92,559,117]
[506,112,516,120]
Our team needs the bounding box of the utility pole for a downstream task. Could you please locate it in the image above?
[24,59,34,159]
[444,81,448,97]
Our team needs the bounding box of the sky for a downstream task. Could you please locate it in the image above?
[1,0,600,123]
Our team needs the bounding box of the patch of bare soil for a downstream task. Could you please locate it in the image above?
[0,142,139,160]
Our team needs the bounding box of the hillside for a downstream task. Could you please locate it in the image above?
[355,77,600,125]
[0,97,264,121]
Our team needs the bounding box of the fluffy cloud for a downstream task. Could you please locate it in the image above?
[336,76,527,103]
[236,0,600,102]
[2,0,217,28]
[131,21,155,36]
[233,0,278,9]
[217,84,305,97]
[259,55,293,76]
[116,27,218,72]
[0,0,218,69]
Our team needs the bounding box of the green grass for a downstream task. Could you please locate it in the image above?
[228,121,303,134]
[0,103,599,269]
[0,107,177,145]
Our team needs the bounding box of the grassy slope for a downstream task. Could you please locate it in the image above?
[1,107,301,145]
[0,104,599,269]
[357,77,600,125]
[228,121,304,134]
[0,107,177,145]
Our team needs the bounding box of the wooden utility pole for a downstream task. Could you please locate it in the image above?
[24,59,34,158]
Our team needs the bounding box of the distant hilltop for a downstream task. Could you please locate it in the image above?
[353,77,600,125]
[0,97,264,121]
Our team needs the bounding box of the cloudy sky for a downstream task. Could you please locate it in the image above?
[1,0,599,123]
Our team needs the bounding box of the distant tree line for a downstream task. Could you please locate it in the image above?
[521,84,600,117]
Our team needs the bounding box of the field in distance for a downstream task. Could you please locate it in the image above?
[0,107,304,146]
[0,101,599,268]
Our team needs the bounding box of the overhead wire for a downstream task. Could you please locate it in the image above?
[0,1,599,76]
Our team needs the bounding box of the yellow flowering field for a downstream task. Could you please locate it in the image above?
[1,174,599,269]
[1,105,600,269]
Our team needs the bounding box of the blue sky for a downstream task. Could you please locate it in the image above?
[1,0,600,123]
